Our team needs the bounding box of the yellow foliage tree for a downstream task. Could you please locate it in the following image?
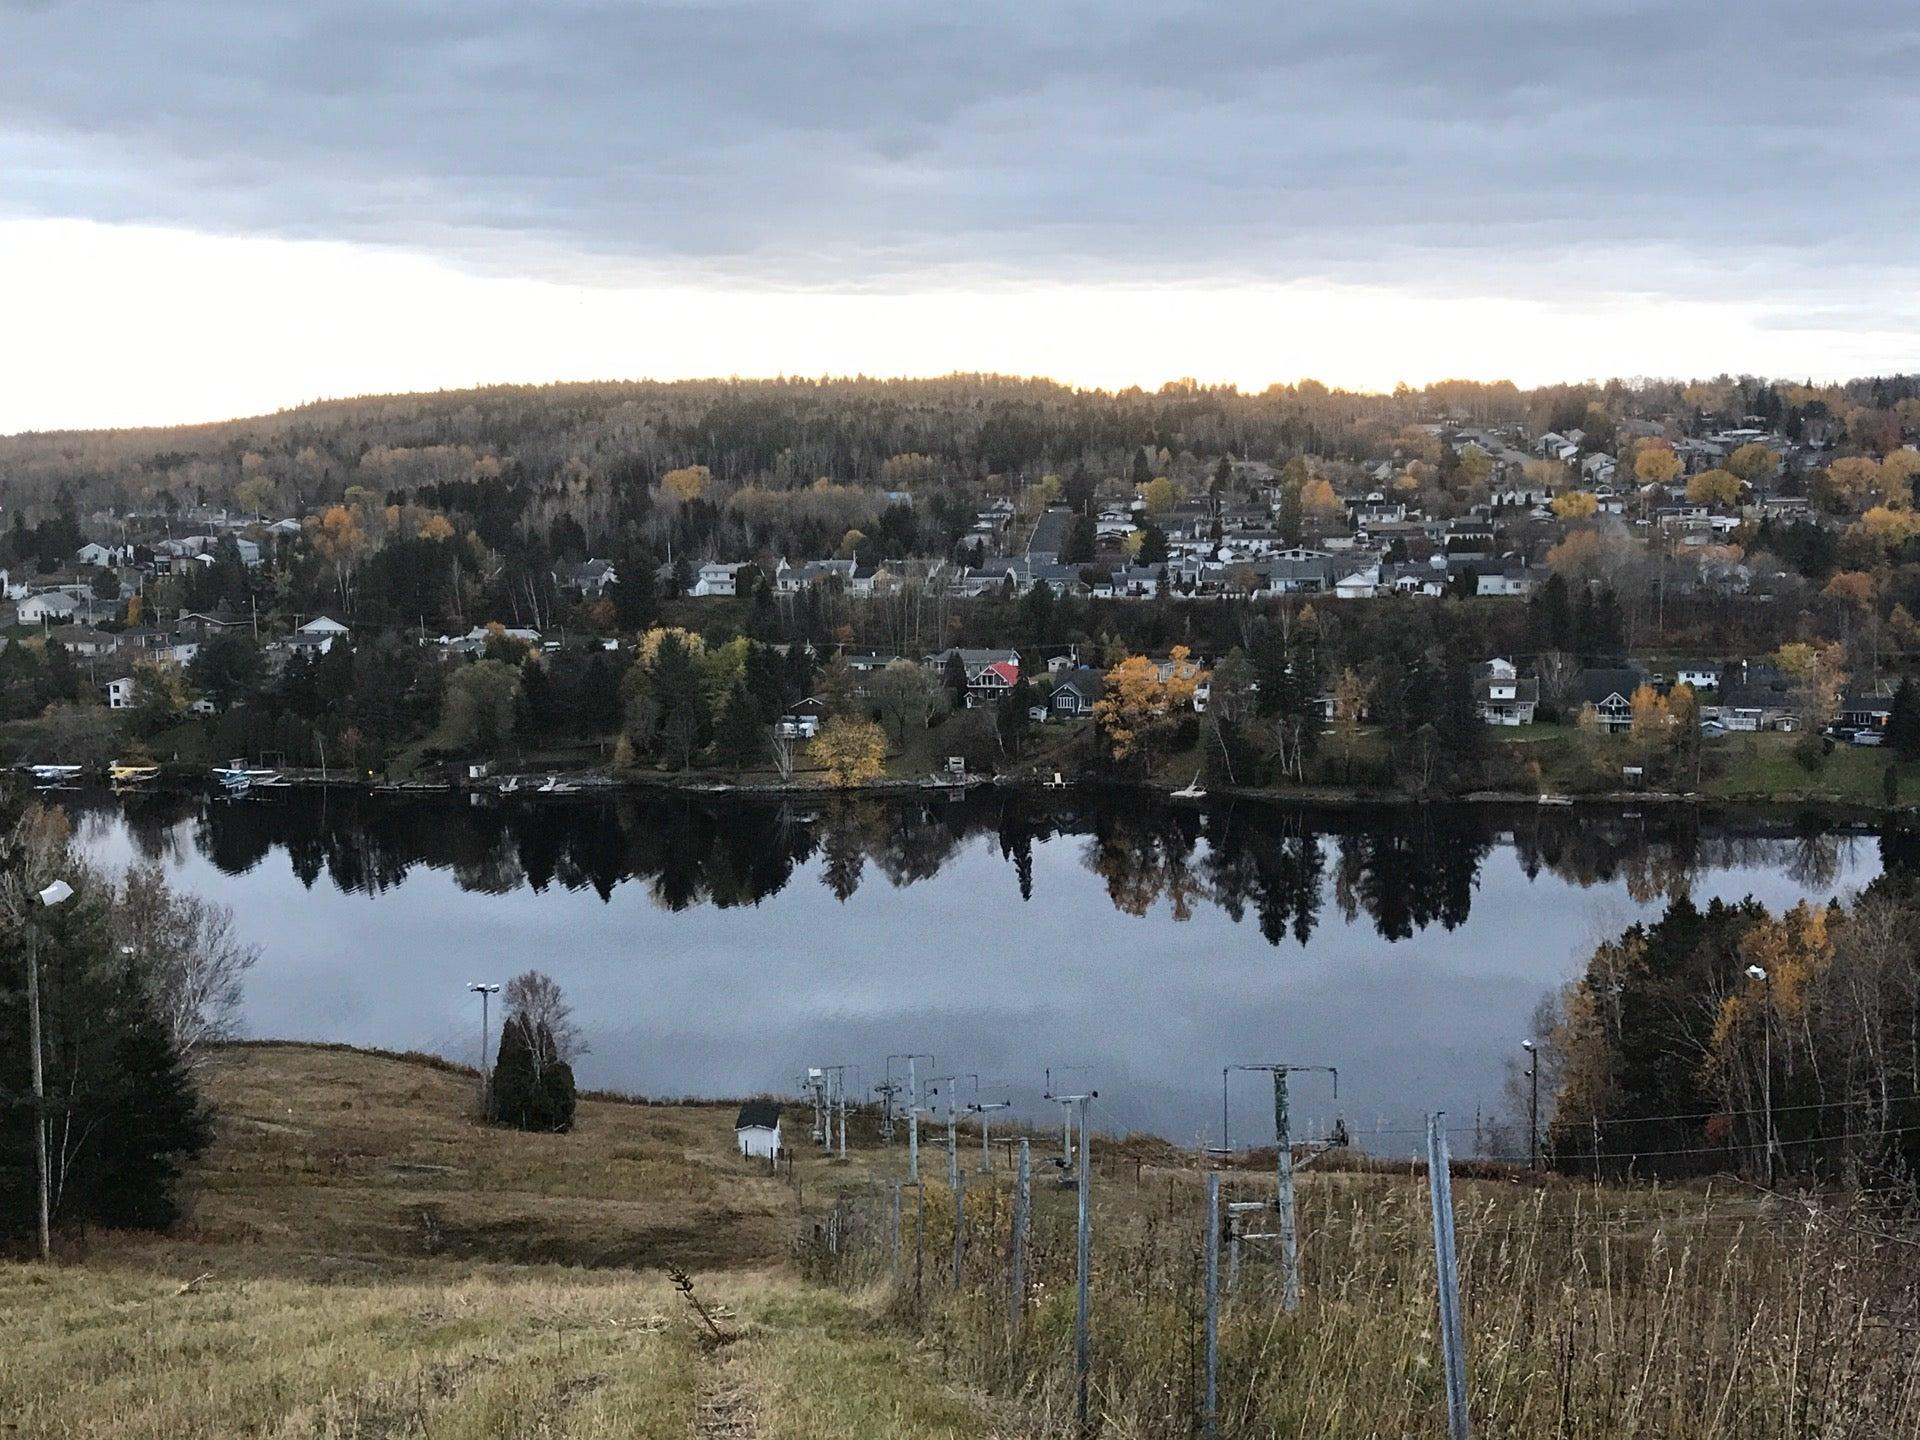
[1628,684,1671,741]
[1774,641,1847,729]
[1550,491,1598,520]
[1822,570,1875,610]
[1140,477,1177,513]
[1880,447,1920,504]
[1726,442,1780,486]
[1857,506,1920,548]
[417,513,455,542]
[809,716,887,787]
[1823,456,1883,510]
[1634,441,1682,487]
[1300,478,1343,518]
[661,465,712,503]
[1092,646,1205,764]
[1686,469,1742,506]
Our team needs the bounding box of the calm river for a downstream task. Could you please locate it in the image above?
[64,788,1889,1154]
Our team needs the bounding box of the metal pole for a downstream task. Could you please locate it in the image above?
[1203,1172,1220,1439]
[952,1090,967,1282]
[1222,1066,1230,1153]
[838,1071,848,1160]
[890,1181,902,1279]
[1273,1069,1298,1313]
[1762,1006,1774,1186]
[1075,1095,1092,1430]
[908,1057,920,1183]
[1427,1114,1472,1440]
[27,928,50,1261]
[1529,1057,1539,1170]
[1011,1138,1030,1338]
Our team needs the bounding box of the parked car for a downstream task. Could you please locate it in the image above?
[1851,729,1885,747]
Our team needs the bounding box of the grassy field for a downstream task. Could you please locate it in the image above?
[8,1045,1919,1437]
[0,1044,1013,1440]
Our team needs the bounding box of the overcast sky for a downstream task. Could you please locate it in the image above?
[3,1,1916,431]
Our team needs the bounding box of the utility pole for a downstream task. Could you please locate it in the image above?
[1226,1063,1337,1313]
[1427,1114,1472,1440]
[1203,1172,1220,1440]
[1521,1039,1540,1170]
[1010,1138,1030,1338]
[467,982,500,1117]
[1747,964,1774,1185]
[23,878,74,1261]
[921,1073,963,1282]
[896,1053,933,1183]
[1045,1075,1096,1428]
[968,1098,1012,1173]
[875,1066,904,1142]
[820,1064,854,1159]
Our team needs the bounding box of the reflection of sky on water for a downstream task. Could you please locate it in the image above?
[69,793,1882,1155]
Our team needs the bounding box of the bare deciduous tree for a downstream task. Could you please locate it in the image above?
[114,862,258,1065]
[502,969,586,1065]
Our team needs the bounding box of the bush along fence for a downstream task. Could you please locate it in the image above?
[795,1120,1920,1437]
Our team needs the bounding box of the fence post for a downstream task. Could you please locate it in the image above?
[1203,1172,1220,1439]
[914,1181,927,1306]
[1075,1096,1092,1431]
[1011,1138,1030,1338]
[953,1170,966,1287]
[890,1181,902,1280]
[1273,1068,1299,1312]
[1426,1114,1472,1440]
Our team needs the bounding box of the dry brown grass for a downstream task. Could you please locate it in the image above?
[0,1044,1018,1439]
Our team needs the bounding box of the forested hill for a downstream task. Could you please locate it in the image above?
[9,371,1915,518]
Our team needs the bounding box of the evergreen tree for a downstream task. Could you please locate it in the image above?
[0,858,208,1239]
[1889,678,1920,761]
[998,676,1033,758]
[1060,515,1097,565]
[943,652,970,709]
[488,1017,576,1133]
[714,681,768,767]
[1137,523,1169,566]
[649,632,709,769]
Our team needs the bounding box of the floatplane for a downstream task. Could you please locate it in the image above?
[20,763,85,788]
[108,761,162,788]
[211,759,287,795]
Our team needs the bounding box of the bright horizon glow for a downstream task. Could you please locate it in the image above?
[7,218,1917,436]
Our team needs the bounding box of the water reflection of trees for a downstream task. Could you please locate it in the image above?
[61,790,1884,947]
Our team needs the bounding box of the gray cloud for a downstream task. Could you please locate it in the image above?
[3,0,1916,304]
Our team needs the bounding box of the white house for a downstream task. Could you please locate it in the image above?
[299,615,350,638]
[103,675,137,710]
[17,592,81,624]
[75,542,116,567]
[734,1101,782,1160]
[1675,662,1720,691]
[691,562,746,597]
[1475,659,1539,726]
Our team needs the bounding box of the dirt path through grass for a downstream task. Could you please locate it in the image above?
[694,1338,761,1439]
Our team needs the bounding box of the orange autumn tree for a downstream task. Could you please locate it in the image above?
[1093,646,1205,767]
[809,716,887,787]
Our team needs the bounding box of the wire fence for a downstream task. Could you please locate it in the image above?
[794,1134,1920,1438]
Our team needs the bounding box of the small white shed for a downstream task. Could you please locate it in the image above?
[734,1101,782,1160]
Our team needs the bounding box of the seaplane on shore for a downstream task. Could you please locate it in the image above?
[109,762,161,787]
[212,760,287,795]
[21,763,85,788]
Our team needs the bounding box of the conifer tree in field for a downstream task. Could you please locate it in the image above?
[0,807,209,1239]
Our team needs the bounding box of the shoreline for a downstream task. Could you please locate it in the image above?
[66,760,1907,820]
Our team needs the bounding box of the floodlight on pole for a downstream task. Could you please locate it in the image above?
[467,982,501,1116]
[26,874,75,1260]
[1521,1040,1540,1170]
[1746,964,1775,1184]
